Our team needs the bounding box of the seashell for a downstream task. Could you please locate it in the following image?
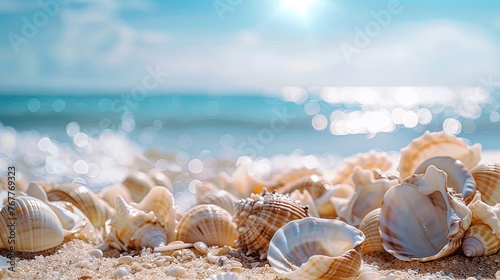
[289,189,320,217]
[219,163,282,199]
[176,204,238,247]
[415,156,476,203]
[315,183,354,218]
[358,208,385,254]
[0,196,64,252]
[123,171,156,202]
[196,182,238,215]
[98,184,133,206]
[462,223,500,257]
[271,167,323,190]
[135,186,177,243]
[47,183,114,227]
[105,195,167,251]
[332,167,399,226]
[471,163,500,205]
[234,189,311,259]
[380,165,472,261]
[206,272,243,280]
[466,194,500,237]
[147,168,173,192]
[398,131,482,180]
[268,217,365,279]
[330,150,392,186]
[280,174,329,199]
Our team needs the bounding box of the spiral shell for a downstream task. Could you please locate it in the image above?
[398,131,482,180]
[0,196,64,252]
[176,204,238,247]
[462,223,500,257]
[358,208,384,254]
[472,163,500,205]
[123,171,156,202]
[268,217,365,279]
[105,195,167,251]
[136,186,177,242]
[196,182,237,215]
[234,189,310,259]
[47,183,114,227]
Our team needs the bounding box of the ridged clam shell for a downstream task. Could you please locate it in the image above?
[462,223,500,257]
[268,217,365,279]
[380,165,472,261]
[234,189,310,259]
[471,163,500,205]
[98,184,133,206]
[123,171,156,202]
[219,163,281,199]
[47,183,114,227]
[106,195,167,251]
[280,174,329,199]
[176,204,238,247]
[398,131,482,180]
[415,156,476,203]
[196,182,237,215]
[330,150,392,185]
[136,186,177,242]
[359,208,384,254]
[332,167,398,226]
[0,196,64,252]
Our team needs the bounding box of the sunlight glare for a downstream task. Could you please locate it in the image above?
[279,0,318,21]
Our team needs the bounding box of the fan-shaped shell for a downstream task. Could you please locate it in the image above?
[358,208,384,254]
[176,204,238,247]
[471,163,500,205]
[330,150,392,186]
[136,186,177,242]
[415,156,476,203]
[105,196,167,251]
[462,223,500,257]
[234,189,311,259]
[0,196,64,252]
[98,184,133,206]
[380,165,472,261]
[47,183,114,227]
[268,217,365,280]
[196,182,237,215]
[123,171,156,202]
[398,131,482,180]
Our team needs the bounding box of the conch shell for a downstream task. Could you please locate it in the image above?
[380,165,471,261]
[267,217,365,279]
[471,163,500,205]
[398,131,481,180]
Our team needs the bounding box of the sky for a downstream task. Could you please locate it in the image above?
[0,0,499,93]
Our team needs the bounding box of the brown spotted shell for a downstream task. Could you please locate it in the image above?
[233,189,311,259]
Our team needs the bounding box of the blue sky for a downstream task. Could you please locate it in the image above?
[0,0,499,93]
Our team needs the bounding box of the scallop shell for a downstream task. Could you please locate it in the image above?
[268,217,365,280]
[471,163,500,205]
[219,163,281,198]
[415,156,476,203]
[98,184,133,206]
[380,165,472,261]
[462,223,500,257]
[234,189,311,259]
[358,208,385,254]
[315,183,354,218]
[176,204,238,247]
[105,195,167,251]
[398,131,482,180]
[280,174,329,199]
[47,183,114,227]
[0,196,64,252]
[123,171,156,202]
[196,182,237,215]
[330,150,392,186]
[331,167,398,226]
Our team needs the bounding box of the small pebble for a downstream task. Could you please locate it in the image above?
[143,263,154,269]
[113,267,128,278]
[89,249,103,258]
[496,270,500,279]
[194,241,208,255]
[166,266,187,277]
[231,267,244,274]
[97,243,109,251]
[117,255,134,264]
[153,258,166,267]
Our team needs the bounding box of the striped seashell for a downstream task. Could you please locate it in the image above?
[330,150,392,186]
[98,184,133,206]
[398,131,482,180]
[136,186,177,242]
[415,156,476,203]
[196,182,237,215]
[462,223,500,257]
[176,204,238,247]
[123,171,156,202]
[268,217,365,279]
[0,196,64,252]
[471,163,500,205]
[105,195,167,251]
[467,193,500,238]
[234,189,310,259]
[47,183,114,227]
[279,174,329,199]
[380,165,472,261]
[358,208,385,254]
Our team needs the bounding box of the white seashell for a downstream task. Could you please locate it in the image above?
[234,189,311,259]
[462,223,500,257]
[330,150,392,186]
[289,189,320,217]
[398,131,482,180]
[268,217,365,279]
[380,165,472,261]
[147,168,173,192]
[358,208,385,254]
[176,204,238,247]
[273,169,324,193]
[315,183,354,218]
[0,196,65,252]
[206,272,243,280]
[105,195,167,251]
[47,183,114,227]
[280,174,329,199]
[415,156,476,203]
[196,182,238,215]
[219,163,281,199]
[332,167,398,226]
[471,163,500,205]
[123,171,156,202]
[98,184,133,206]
